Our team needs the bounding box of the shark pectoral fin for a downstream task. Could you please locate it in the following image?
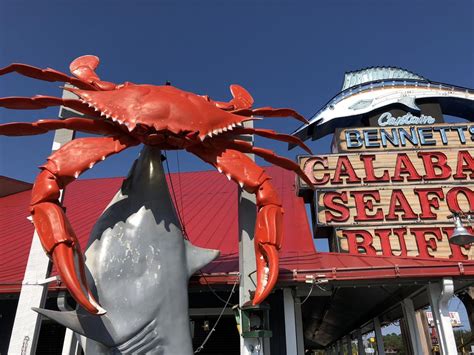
[184,240,220,277]
[398,96,421,112]
[32,307,115,346]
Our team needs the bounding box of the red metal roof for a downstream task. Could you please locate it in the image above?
[0,176,32,197]
[2,166,474,294]
[0,166,314,293]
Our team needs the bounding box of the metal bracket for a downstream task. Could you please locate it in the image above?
[22,275,59,286]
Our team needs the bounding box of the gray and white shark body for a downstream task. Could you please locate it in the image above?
[35,147,219,354]
[292,67,474,144]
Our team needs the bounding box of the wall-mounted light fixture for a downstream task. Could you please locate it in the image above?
[448,212,474,245]
[233,303,272,338]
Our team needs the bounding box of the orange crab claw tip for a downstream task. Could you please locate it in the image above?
[52,243,106,315]
[253,244,279,305]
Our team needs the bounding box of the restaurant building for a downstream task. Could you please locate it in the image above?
[1,67,474,354]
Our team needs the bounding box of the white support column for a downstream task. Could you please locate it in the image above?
[356,329,365,355]
[283,288,298,354]
[415,310,432,354]
[428,278,457,355]
[8,87,77,355]
[238,121,265,355]
[401,298,423,354]
[7,231,52,355]
[294,296,305,354]
[373,317,385,355]
[61,330,81,355]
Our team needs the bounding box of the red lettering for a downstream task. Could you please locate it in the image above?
[331,156,361,184]
[374,228,409,257]
[304,157,330,185]
[392,154,422,182]
[323,192,350,223]
[454,150,474,180]
[418,152,451,180]
[391,228,409,257]
[414,188,444,220]
[360,155,390,183]
[412,227,442,258]
[386,189,418,221]
[374,229,394,256]
[350,191,384,221]
[343,230,377,255]
[446,187,474,212]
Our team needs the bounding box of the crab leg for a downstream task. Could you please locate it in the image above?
[69,55,117,91]
[210,138,314,187]
[0,63,96,90]
[0,117,123,136]
[226,127,312,154]
[0,95,98,117]
[188,146,284,305]
[232,107,309,124]
[31,135,139,314]
[209,85,255,111]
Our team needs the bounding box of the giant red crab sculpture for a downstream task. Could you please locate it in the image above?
[0,55,313,315]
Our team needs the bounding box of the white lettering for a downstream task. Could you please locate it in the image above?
[378,112,436,127]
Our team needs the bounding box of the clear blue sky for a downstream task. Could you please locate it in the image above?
[1,0,473,331]
[1,0,473,181]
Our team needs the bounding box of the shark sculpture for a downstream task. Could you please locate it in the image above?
[34,146,219,354]
[292,67,474,145]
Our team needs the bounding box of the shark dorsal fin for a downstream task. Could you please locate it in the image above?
[342,67,426,91]
[184,240,220,277]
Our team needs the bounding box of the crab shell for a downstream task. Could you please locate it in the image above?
[67,84,254,141]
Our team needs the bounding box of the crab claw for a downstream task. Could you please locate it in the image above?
[252,204,283,305]
[32,201,105,315]
[69,55,116,91]
[52,243,106,315]
[254,243,279,305]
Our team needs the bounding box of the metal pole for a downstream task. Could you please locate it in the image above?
[356,329,365,355]
[373,317,385,355]
[238,121,265,354]
[8,87,78,355]
[346,336,353,355]
[294,295,305,354]
[283,288,299,354]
